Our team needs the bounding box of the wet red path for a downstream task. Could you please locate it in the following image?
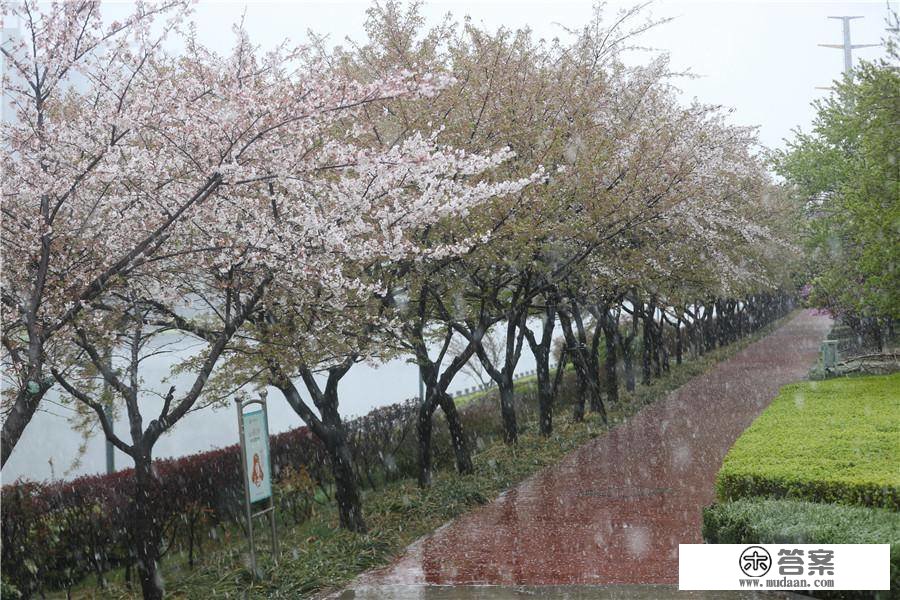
[353,310,832,588]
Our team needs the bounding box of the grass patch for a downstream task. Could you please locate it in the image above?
[703,498,900,597]
[716,373,900,509]
[57,312,797,599]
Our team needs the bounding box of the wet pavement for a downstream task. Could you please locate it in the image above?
[343,311,831,596]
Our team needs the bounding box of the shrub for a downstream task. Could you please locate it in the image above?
[716,373,900,509]
[703,498,900,598]
[0,426,324,596]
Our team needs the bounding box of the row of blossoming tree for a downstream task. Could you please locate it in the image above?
[1,2,799,598]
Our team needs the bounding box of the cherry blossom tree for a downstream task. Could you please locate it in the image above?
[1,0,195,467]
[0,0,445,469]
[228,135,538,528]
[326,1,788,453]
[3,0,530,594]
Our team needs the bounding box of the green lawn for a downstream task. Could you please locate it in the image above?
[717,372,900,509]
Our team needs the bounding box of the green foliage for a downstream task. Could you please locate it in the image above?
[717,373,900,509]
[275,466,317,525]
[0,578,23,600]
[774,48,900,325]
[703,498,900,598]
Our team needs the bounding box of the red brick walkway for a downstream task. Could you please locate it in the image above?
[353,310,832,588]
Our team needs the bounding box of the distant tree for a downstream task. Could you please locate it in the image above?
[774,24,899,347]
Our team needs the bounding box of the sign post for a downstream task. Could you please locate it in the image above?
[236,391,278,577]
[821,339,840,370]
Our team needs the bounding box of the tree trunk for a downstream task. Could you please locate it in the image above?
[658,313,669,374]
[689,305,704,357]
[318,389,367,532]
[282,363,367,531]
[529,338,553,436]
[558,302,606,423]
[620,294,639,392]
[584,332,607,423]
[413,325,477,487]
[525,301,557,437]
[536,358,553,436]
[585,315,604,415]
[602,316,618,405]
[0,375,50,467]
[325,430,367,532]
[713,300,722,347]
[675,317,683,365]
[557,308,586,421]
[416,395,435,487]
[572,371,586,421]
[641,307,653,386]
[498,380,518,444]
[622,341,635,392]
[581,368,605,423]
[704,301,716,351]
[653,324,663,377]
[132,456,164,600]
[437,391,473,474]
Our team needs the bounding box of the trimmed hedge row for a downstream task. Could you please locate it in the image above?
[703,498,900,598]
[1,426,327,596]
[716,373,900,510]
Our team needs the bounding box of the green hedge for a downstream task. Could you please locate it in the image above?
[703,498,900,598]
[716,373,900,509]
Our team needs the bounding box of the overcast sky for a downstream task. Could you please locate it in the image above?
[154,0,894,152]
[4,1,896,149]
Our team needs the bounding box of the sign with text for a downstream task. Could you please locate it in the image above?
[241,409,272,503]
[679,544,890,591]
